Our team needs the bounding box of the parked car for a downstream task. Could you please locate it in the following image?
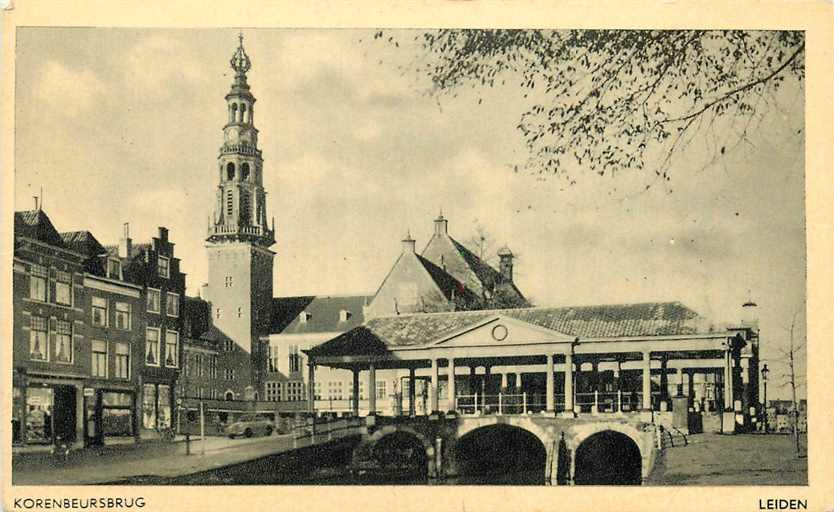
[224,414,274,439]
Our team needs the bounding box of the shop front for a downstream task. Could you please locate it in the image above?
[83,388,137,447]
[13,374,82,447]
[140,381,175,438]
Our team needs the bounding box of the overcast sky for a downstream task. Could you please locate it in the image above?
[14,28,805,398]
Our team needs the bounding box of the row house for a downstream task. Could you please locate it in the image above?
[12,210,187,449]
[107,225,186,438]
[12,210,88,448]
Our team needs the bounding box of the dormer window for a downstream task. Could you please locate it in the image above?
[339,310,351,322]
[298,311,310,324]
[107,259,122,280]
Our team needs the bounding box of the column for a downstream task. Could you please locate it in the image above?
[659,356,669,403]
[368,363,377,416]
[469,366,476,395]
[307,361,316,414]
[641,351,652,411]
[352,368,360,417]
[546,354,555,413]
[723,350,733,410]
[563,352,574,414]
[676,367,685,397]
[447,358,456,412]
[408,367,416,417]
[430,359,439,413]
[614,359,622,412]
[515,372,522,389]
[500,373,508,390]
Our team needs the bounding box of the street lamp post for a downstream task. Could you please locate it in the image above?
[761,363,770,433]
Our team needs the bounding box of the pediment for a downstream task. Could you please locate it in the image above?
[431,315,575,348]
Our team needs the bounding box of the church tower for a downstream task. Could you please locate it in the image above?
[204,35,275,395]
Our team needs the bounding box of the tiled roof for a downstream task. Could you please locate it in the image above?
[60,231,106,257]
[14,210,65,247]
[269,295,372,335]
[307,301,723,357]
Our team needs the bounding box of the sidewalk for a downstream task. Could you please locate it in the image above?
[12,434,300,485]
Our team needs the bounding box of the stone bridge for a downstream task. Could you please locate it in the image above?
[352,413,659,485]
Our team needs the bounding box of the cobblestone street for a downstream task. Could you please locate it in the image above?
[646,433,808,486]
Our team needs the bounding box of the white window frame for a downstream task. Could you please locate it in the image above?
[114,342,130,380]
[29,315,48,362]
[157,256,170,279]
[29,264,48,302]
[115,301,131,331]
[92,340,108,378]
[166,292,179,317]
[53,320,73,364]
[147,288,161,313]
[91,296,108,327]
[145,327,161,367]
[54,271,72,306]
[164,330,179,368]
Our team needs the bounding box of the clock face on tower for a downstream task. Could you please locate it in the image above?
[226,127,239,142]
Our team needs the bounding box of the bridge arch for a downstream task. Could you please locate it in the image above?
[570,423,648,485]
[452,419,549,484]
[365,425,435,477]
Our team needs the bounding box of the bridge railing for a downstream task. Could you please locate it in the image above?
[291,415,366,446]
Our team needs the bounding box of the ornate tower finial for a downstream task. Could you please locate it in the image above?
[230,32,251,79]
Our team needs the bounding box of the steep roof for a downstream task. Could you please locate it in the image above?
[269,295,372,335]
[60,231,106,258]
[308,301,723,357]
[14,210,65,247]
[421,232,527,306]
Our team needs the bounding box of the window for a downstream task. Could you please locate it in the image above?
[267,345,279,373]
[29,264,47,301]
[147,289,161,313]
[265,381,280,402]
[107,259,121,280]
[165,330,179,367]
[55,271,71,305]
[145,328,160,366]
[225,391,234,401]
[241,162,250,180]
[91,296,108,327]
[288,345,301,373]
[92,340,107,378]
[29,316,48,361]
[226,162,235,181]
[287,381,304,402]
[143,384,157,429]
[226,189,234,215]
[166,292,179,317]
[298,311,309,324]
[224,368,236,381]
[54,320,72,363]
[339,309,351,322]
[376,380,387,400]
[157,256,170,279]
[114,342,130,379]
[329,381,344,400]
[115,302,131,330]
[194,354,203,377]
[210,355,218,379]
[216,308,222,320]
[240,192,250,223]
[225,276,233,287]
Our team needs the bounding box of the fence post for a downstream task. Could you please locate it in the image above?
[618,390,622,413]
[498,392,503,415]
[474,392,478,415]
[523,392,528,414]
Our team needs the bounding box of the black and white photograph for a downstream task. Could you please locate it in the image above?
[3,3,832,510]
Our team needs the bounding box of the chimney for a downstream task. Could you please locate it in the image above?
[158,226,169,242]
[402,230,416,254]
[497,245,514,282]
[434,212,448,236]
[118,222,132,259]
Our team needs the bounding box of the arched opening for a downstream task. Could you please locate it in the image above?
[453,424,547,484]
[226,162,235,181]
[225,391,234,401]
[240,103,247,123]
[369,431,429,483]
[574,430,642,485]
[241,162,250,180]
[230,103,238,123]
